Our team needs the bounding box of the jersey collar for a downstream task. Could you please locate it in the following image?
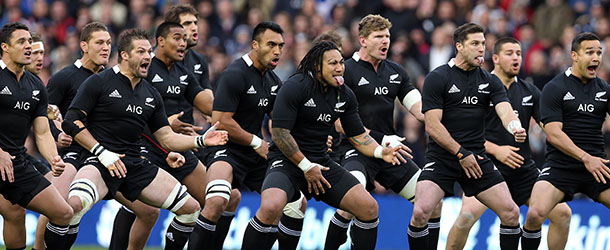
[0,60,6,69]
[74,59,83,68]
[242,54,254,67]
[448,58,456,68]
[352,52,360,62]
[565,67,572,77]
[112,64,120,74]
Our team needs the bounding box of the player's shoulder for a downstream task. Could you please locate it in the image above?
[517,77,540,93]
[49,63,79,83]
[23,70,45,88]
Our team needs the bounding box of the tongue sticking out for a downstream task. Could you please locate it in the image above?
[334,76,344,86]
[476,56,484,64]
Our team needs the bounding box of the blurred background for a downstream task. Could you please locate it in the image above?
[3,0,610,249]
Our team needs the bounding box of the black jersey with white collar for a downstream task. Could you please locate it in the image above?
[271,73,365,161]
[344,52,416,134]
[146,56,203,124]
[213,54,281,150]
[46,60,96,116]
[0,60,49,155]
[540,68,610,167]
[178,49,211,90]
[422,59,509,158]
[68,65,168,158]
[485,76,541,162]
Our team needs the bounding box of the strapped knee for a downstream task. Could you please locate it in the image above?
[350,170,367,186]
[206,179,231,201]
[68,179,99,224]
[398,169,420,203]
[161,184,191,213]
[176,210,199,224]
[283,192,305,219]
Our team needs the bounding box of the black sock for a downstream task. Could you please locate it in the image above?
[324,212,351,250]
[164,217,194,250]
[109,206,136,250]
[407,224,429,250]
[278,215,303,250]
[6,247,25,250]
[521,227,541,250]
[264,225,278,250]
[44,222,69,250]
[349,218,379,250]
[63,223,80,250]
[187,215,216,250]
[212,211,235,250]
[242,216,275,250]
[428,217,441,250]
[499,224,521,250]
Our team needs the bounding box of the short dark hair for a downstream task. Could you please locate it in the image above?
[155,22,184,40]
[117,28,149,62]
[252,21,283,42]
[31,32,42,43]
[0,22,29,56]
[80,22,108,42]
[313,30,342,49]
[571,32,601,52]
[493,37,520,55]
[164,4,198,23]
[453,23,485,45]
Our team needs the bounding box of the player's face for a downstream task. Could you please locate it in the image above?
[254,29,284,70]
[320,49,345,88]
[126,39,152,78]
[25,42,44,74]
[458,32,485,67]
[85,31,111,66]
[179,14,198,47]
[494,42,521,77]
[573,40,602,80]
[362,29,390,61]
[161,27,187,62]
[3,29,32,66]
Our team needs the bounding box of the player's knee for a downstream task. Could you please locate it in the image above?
[68,179,98,224]
[353,197,378,221]
[161,183,198,214]
[135,206,161,224]
[259,198,285,219]
[455,211,477,229]
[499,203,520,225]
[205,179,231,209]
[549,204,572,226]
[411,205,432,225]
[224,189,241,212]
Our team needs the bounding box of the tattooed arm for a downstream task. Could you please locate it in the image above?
[271,127,304,165]
[348,131,410,165]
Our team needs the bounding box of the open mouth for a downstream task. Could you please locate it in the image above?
[270,57,280,66]
[24,51,31,57]
[512,62,519,70]
[140,62,149,71]
[333,75,344,86]
[177,49,185,57]
[587,65,598,74]
[192,33,198,40]
[380,47,388,55]
[36,63,43,69]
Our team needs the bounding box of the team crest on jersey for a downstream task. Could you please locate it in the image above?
[179,75,188,85]
[595,91,607,102]
[334,102,346,112]
[194,64,203,74]
[270,160,283,170]
[344,149,358,159]
[270,85,278,95]
[145,97,155,108]
[389,73,401,84]
[521,95,533,106]
[478,83,490,94]
[32,90,40,101]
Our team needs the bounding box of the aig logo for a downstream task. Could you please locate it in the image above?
[577,103,595,112]
[126,104,143,114]
[167,85,181,94]
[317,113,331,122]
[462,96,478,105]
[14,101,30,110]
[258,98,268,107]
[374,86,388,95]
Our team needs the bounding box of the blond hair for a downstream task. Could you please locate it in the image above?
[358,14,392,38]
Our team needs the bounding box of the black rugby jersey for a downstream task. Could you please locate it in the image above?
[213,54,281,150]
[68,65,168,158]
[47,60,96,115]
[344,52,416,135]
[178,49,211,90]
[540,68,610,168]
[272,73,365,161]
[486,76,540,163]
[0,60,49,155]
[146,56,203,124]
[422,59,509,157]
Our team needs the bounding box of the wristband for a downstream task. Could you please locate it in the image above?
[297,157,316,173]
[373,145,383,159]
[90,143,105,156]
[250,135,263,149]
[194,124,217,148]
[506,120,522,135]
[456,146,472,160]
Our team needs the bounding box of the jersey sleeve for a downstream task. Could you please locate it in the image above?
[530,84,542,123]
[69,74,103,114]
[340,87,365,137]
[212,70,244,112]
[489,74,509,105]
[396,65,416,101]
[46,72,65,106]
[33,81,49,118]
[421,71,446,113]
[540,82,564,124]
[271,79,302,131]
[148,89,170,133]
[184,72,204,105]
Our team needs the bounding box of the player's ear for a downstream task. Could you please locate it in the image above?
[80,41,88,54]
[120,50,129,61]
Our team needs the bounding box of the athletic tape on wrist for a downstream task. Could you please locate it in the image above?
[506,120,522,135]
[297,157,315,173]
[373,145,383,159]
[250,135,263,149]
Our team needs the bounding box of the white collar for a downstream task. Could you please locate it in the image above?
[242,54,253,66]
[74,59,82,68]
[0,60,6,69]
[448,58,456,68]
[352,52,360,62]
[565,67,572,77]
[112,64,120,74]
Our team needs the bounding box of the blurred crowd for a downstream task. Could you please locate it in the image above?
[4,0,610,194]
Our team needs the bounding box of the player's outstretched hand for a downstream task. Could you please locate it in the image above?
[583,154,610,184]
[459,154,484,179]
[304,164,331,195]
[493,145,523,169]
[166,152,185,168]
[513,127,526,143]
[381,143,413,165]
[99,151,126,178]
[169,111,203,136]
[50,155,65,177]
[0,150,15,183]
[57,132,73,148]
[202,121,229,147]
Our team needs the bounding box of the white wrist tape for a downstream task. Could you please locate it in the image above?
[382,135,404,148]
[194,124,217,148]
[90,143,119,167]
[250,135,263,149]
[402,89,422,111]
[373,145,383,159]
[506,120,522,135]
[297,157,316,173]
